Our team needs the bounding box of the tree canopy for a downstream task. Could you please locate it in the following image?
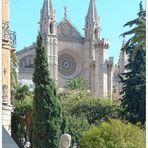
[120,2,146,125]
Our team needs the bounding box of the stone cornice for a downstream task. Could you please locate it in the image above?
[16,43,36,55]
[58,36,84,43]
[19,67,34,74]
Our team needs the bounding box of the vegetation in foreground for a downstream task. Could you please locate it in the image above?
[79,119,145,148]
[120,2,146,125]
[32,33,62,148]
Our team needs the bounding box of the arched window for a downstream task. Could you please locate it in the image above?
[94,28,98,39]
[50,22,54,34]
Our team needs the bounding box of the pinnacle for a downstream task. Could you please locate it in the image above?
[87,0,98,22]
[64,6,68,19]
[43,0,54,16]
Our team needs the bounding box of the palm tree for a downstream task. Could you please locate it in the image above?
[64,77,89,91]
[11,52,19,101]
[121,1,146,60]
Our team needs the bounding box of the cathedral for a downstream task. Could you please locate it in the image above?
[17,0,114,99]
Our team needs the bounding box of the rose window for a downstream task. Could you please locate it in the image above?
[58,54,76,76]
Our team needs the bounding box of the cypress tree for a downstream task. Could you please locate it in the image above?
[120,2,146,125]
[32,32,62,148]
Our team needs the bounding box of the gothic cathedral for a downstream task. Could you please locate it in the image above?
[17,0,114,99]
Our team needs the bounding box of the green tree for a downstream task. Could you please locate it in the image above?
[59,90,122,124]
[70,99,122,124]
[14,85,31,102]
[79,119,145,148]
[121,1,146,60]
[64,77,89,91]
[11,52,19,101]
[66,116,90,143]
[11,84,33,145]
[120,2,146,125]
[11,96,33,143]
[32,32,62,148]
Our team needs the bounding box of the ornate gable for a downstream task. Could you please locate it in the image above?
[57,19,83,42]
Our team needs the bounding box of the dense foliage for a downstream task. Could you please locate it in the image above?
[79,119,145,148]
[59,90,122,124]
[120,3,146,125]
[59,90,123,145]
[64,77,89,91]
[65,116,90,143]
[14,85,32,102]
[11,93,33,142]
[122,2,146,60]
[32,33,62,148]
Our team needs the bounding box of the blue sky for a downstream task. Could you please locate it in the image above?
[10,0,145,63]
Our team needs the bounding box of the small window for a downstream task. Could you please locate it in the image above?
[94,28,98,39]
[50,22,54,34]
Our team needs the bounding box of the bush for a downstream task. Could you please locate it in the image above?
[59,90,122,124]
[78,119,145,148]
[14,85,31,102]
[11,96,33,140]
[67,116,90,142]
[71,99,122,124]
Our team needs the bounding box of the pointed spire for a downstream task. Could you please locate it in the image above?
[42,0,54,17]
[40,0,56,34]
[85,0,100,40]
[87,0,98,22]
[64,6,68,19]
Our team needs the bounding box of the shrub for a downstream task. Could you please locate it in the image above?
[11,96,33,139]
[78,119,145,148]
[59,90,122,124]
[67,116,90,142]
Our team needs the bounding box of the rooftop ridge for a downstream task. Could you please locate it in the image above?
[58,17,83,38]
[16,42,36,55]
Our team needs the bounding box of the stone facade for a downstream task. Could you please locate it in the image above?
[17,0,114,99]
[113,37,128,99]
[2,0,14,134]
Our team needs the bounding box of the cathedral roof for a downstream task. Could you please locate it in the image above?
[57,9,83,42]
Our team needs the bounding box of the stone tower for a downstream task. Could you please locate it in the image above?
[83,0,100,93]
[40,0,58,84]
[83,0,114,98]
[118,37,127,74]
[113,37,128,97]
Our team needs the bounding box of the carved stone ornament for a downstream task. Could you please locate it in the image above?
[62,23,71,36]
[2,85,8,103]
[2,21,10,40]
[3,0,8,4]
